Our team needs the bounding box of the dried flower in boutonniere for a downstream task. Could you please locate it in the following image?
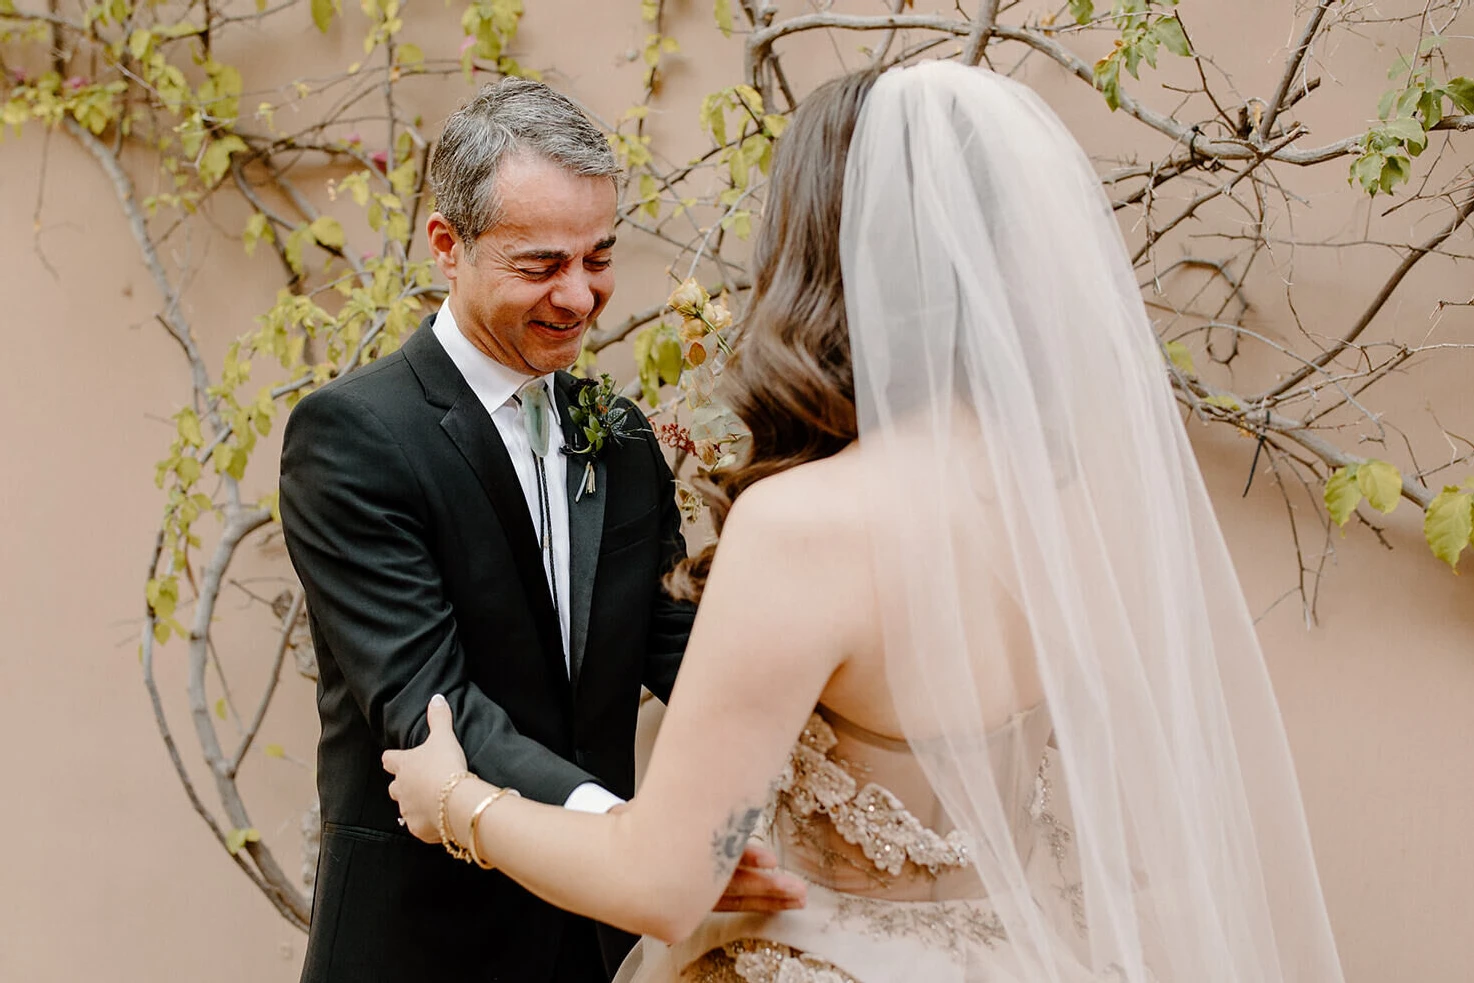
[565,373,647,501]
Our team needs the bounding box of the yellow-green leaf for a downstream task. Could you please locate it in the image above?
[176,409,204,447]
[396,43,424,66]
[264,743,285,759]
[214,697,228,720]
[1424,486,1473,571]
[1324,466,1362,527]
[243,212,272,257]
[310,215,345,249]
[655,331,683,387]
[198,135,247,188]
[311,0,336,33]
[175,456,202,485]
[714,0,732,37]
[1201,394,1241,411]
[1164,340,1195,376]
[225,827,261,855]
[1355,459,1402,514]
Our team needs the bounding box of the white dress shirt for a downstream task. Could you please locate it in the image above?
[432,301,623,814]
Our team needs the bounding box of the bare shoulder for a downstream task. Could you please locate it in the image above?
[701,448,873,660]
[720,447,868,551]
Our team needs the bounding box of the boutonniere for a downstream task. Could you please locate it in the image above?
[564,373,645,501]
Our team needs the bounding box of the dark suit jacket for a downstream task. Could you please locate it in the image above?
[279,315,694,982]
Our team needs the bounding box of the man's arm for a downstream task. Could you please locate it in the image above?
[279,386,597,805]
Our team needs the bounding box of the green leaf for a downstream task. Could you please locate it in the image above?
[1163,340,1195,375]
[1095,57,1122,112]
[1424,486,1474,570]
[1418,89,1443,130]
[311,0,336,33]
[1350,151,1385,194]
[128,28,151,60]
[714,0,732,37]
[396,43,424,66]
[214,697,228,720]
[1383,115,1426,142]
[1201,394,1241,411]
[1377,88,1397,121]
[1153,15,1190,58]
[1068,0,1093,25]
[310,215,345,249]
[1355,459,1402,513]
[1324,466,1362,527]
[1444,77,1474,114]
[1379,153,1411,194]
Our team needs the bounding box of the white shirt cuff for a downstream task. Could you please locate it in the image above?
[564,782,625,814]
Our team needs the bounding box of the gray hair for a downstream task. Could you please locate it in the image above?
[429,77,619,252]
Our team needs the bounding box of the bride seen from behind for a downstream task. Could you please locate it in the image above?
[384,61,1347,983]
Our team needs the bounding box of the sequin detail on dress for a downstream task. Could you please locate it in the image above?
[682,940,860,983]
[774,714,972,878]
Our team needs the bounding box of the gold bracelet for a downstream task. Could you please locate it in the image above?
[467,786,522,871]
[437,771,475,863]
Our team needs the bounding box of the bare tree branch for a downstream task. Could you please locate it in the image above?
[1263,190,1474,400]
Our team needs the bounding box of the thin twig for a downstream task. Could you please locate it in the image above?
[1263,191,1474,400]
[1259,0,1335,142]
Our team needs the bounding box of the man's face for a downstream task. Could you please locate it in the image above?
[434,153,617,375]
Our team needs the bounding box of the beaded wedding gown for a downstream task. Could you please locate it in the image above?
[614,703,1086,983]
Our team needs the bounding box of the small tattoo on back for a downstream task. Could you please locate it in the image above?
[711,805,764,880]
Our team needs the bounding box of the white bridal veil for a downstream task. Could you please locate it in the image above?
[845,62,1345,983]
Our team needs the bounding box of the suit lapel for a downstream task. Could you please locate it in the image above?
[555,374,605,687]
[402,318,565,682]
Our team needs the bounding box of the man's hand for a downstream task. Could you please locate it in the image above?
[713,842,807,913]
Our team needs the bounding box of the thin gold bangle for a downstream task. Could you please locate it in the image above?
[468,785,521,871]
[437,771,475,863]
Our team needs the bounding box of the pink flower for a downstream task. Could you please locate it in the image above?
[344,131,362,146]
[12,69,28,84]
[369,149,389,173]
[459,36,476,55]
[65,75,87,90]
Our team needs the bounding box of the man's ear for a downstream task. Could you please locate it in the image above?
[426,212,460,281]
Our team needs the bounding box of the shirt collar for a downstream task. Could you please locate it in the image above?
[432,299,555,411]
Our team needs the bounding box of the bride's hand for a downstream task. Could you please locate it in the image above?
[382,694,468,843]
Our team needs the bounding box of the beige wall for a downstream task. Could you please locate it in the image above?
[1,1,1470,979]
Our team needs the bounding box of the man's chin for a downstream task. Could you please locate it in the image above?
[524,340,588,375]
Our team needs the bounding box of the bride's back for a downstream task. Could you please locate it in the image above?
[743,438,1056,904]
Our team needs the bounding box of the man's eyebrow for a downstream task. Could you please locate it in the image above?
[507,236,617,262]
[509,248,570,263]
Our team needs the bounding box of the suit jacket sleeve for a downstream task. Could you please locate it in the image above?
[279,386,598,805]
[635,414,696,704]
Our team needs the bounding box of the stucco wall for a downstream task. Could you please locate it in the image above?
[1,1,1469,979]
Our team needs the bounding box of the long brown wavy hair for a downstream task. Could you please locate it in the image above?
[667,67,881,602]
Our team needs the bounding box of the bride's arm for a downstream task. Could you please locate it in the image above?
[385,483,855,942]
